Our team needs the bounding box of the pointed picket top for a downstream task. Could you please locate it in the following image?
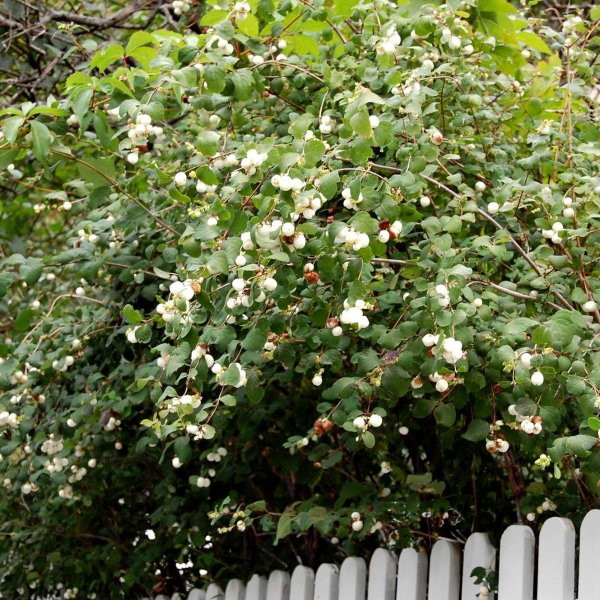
[207,583,225,600]
[314,563,339,600]
[461,533,496,600]
[245,574,268,600]
[225,580,246,600]
[188,589,207,600]
[289,565,314,600]
[579,509,600,600]
[396,548,427,600]
[367,548,396,600]
[536,517,575,600]
[428,539,461,600]
[338,557,367,600]
[497,525,534,600]
[266,570,290,600]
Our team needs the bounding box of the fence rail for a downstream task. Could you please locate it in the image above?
[155,509,600,600]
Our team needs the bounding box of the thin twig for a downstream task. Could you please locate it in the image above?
[371,257,411,266]
[50,150,178,235]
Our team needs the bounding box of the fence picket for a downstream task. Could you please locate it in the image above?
[266,570,290,600]
[497,525,534,600]
[367,548,396,600]
[338,557,366,600]
[225,580,246,600]
[313,563,339,600]
[206,583,225,600]
[428,540,461,600]
[153,509,600,600]
[396,548,427,600]
[579,509,600,600]
[461,533,496,600]
[536,517,575,600]
[245,575,268,600]
[289,565,314,600]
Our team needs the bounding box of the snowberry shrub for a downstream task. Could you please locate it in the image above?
[1,0,600,596]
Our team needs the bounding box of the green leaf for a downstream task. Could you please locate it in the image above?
[566,435,597,457]
[504,317,538,335]
[288,34,320,58]
[178,46,199,65]
[172,67,198,89]
[220,365,241,387]
[230,69,255,100]
[443,215,462,233]
[200,9,229,25]
[318,171,339,199]
[0,273,13,298]
[19,261,42,285]
[30,121,52,163]
[517,31,551,54]
[135,326,152,343]
[204,65,226,93]
[126,31,155,54]
[237,13,259,36]
[275,510,294,544]
[463,419,490,442]
[413,398,436,418]
[350,138,373,165]
[477,0,516,14]
[13,309,35,332]
[406,473,432,491]
[3,116,25,144]
[322,450,343,469]
[221,394,237,407]
[197,130,221,157]
[349,109,372,138]
[362,430,376,448]
[333,0,360,18]
[173,436,191,463]
[207,251,228,274]
[290,113,313,139]
[378,323,418,349]
[304,139,325,167]
[246,500,267,512]
[550,435,597,460]
[434,403,456,427]
[350,211,379,234]
[587,417,600,432]
[241,329,268,352]
[90,45,125,72]
[71,87,93,123]
[123,304,143,325]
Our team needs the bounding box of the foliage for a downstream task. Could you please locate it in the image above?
[1,0,600,597]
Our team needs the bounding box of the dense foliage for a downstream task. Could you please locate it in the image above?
[1,0,599,597]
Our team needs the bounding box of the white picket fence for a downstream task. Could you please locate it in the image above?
[157,510,600,600]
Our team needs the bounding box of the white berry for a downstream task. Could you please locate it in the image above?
[487,202,499,215]
[531,371,544,386]
[435,379,449,392]
[351,520,364,532]
[174,171,187,186]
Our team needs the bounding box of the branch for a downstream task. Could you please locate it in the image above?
[50,150,178,236]
[469,280,564,311]
[42,1,155,30]
[418,172,575,312]
[371,257,411,266]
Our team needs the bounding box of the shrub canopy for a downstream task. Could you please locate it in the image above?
[1,0,600,597]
